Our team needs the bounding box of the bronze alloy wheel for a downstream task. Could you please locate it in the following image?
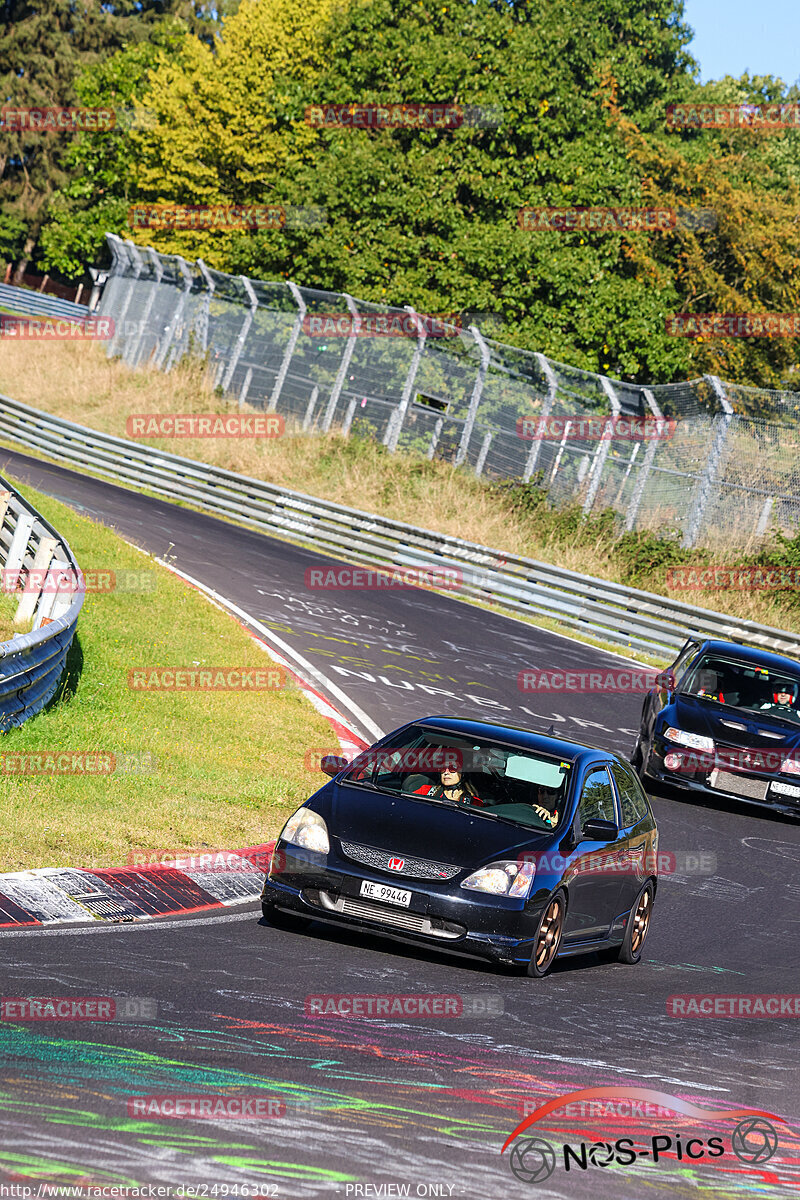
[618,881,655,964]
[528,890,565,978]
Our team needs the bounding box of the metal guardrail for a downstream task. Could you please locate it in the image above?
[0,282,90,322]
[0,471,84,730]
[0,392,798,662]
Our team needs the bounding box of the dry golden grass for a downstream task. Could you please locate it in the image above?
[0,339,797,636]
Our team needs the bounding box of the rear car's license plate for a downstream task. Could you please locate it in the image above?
[360,880,412,907]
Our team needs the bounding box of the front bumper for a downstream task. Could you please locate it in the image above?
[261,843,551,966]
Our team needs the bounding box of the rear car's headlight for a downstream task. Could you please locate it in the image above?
[664,727,714,752]
[279,807,330,854]
[461,860,536,899]
[780,757,800,776]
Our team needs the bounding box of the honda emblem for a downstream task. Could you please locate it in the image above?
[388,857,405,871]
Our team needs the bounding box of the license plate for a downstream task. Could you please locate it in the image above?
[359,880,412,907]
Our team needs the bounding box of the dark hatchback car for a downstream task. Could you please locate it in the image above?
[632,637,800,818]
[261,716,659,976]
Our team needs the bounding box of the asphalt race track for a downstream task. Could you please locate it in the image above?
[1,446,798,1200]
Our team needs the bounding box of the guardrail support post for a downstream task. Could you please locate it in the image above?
[455,325,490,467]
[523,354,558,481]
[221,276,258,396]
[385,306,427,451]
[682,375,734,548]
[582,376,622,515]
[5,509,35,578]
[624,388,663,531]
[322,294,360,432]
[155,256,193,371]
[268,282,305,411]
[14,535,57,626]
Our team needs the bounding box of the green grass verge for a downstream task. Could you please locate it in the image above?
[0,479,336,873]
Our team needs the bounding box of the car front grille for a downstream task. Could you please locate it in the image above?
[338,839,461,881]
[303,888,465,940]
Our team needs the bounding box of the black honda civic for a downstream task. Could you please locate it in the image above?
[261,716,659,976]
[632,637,800,817]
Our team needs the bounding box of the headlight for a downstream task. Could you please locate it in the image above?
[461,860,536,899]
[279,807,330,854]
[664,727,714,753]
[780,757,800,776]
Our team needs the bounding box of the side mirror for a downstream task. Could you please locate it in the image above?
[320,754,348,777]
[582,818,618,841]
[655,670,676,692]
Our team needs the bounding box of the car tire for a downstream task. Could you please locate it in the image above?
[629,739,643,771]
[617,881,654,964]
[527,888,566,978]
[261,901,311,932]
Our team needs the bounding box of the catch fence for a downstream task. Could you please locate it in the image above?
[97,234,800,550]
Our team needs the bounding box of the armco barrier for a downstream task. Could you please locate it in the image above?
[0,393,798,661]
[0,281,90,323]
[0,473,84,730]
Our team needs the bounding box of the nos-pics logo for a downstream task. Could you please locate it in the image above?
[501,1088,784,1184]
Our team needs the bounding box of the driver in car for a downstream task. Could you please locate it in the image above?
[532,785,559,827]
[415,766,485,806]
[759,683,799,715]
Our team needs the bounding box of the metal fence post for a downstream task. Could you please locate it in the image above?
[124,248,163,367]
[582,376,622,514]
[475,431,493,476]
[455,325,490,467]
[322,294,360,432]
[682,375,734,548]
[221,276,258,396]
[269,282,306,412]
[523,353,558,480]
[195,259,215,354]
[155,257,193,370]
[385,306,427,451]
[107,239,143,358]
[624,388,663,531]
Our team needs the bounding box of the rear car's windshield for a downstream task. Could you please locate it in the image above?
[681,654,800,725]
[342,725,573,830]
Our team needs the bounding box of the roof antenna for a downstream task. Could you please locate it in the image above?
[546,723,555,736]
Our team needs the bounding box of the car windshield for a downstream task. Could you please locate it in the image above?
[342,726,573,830]
[680,654,800,725]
